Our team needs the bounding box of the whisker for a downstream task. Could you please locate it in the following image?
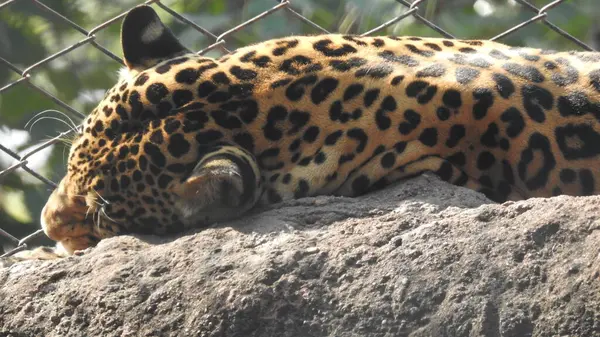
[85,204,93,220]
[91,188,109,206]
[24,110,53,129]
[49,109,82,130]
[28,116,81,136]
[100,206,118,223]
[100,208,105,229]
[25,109,82,135]
[42,134,73,147]
[93,208,100,230]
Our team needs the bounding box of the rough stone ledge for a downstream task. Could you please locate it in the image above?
[1,174,600,337]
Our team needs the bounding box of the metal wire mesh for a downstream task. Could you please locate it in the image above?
[0,0,595,258]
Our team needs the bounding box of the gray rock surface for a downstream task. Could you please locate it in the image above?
[1,174,600,337]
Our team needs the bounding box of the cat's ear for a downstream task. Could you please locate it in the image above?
[121,5,191,71]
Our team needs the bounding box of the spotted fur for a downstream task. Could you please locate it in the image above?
[19,5,600,258]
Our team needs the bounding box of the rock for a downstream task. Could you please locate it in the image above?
[1,174,600,336]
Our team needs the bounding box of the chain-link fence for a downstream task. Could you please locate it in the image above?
[0,0,596,259]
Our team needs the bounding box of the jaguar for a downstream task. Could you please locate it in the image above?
[6,5,600,262]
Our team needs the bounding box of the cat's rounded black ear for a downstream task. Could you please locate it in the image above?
[121,5,191,70]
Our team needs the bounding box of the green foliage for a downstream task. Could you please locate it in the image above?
[0,0,596,244]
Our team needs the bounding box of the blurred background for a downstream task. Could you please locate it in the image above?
[1,0,599,250]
